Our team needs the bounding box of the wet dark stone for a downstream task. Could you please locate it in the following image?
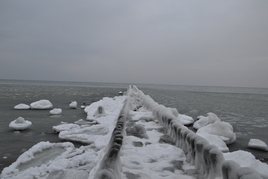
[158,135,175,145]
[170,160,183,170]
[163,166,175,173]
[126,124,148,139]
[132,141,143,147]
[124,172,141,179]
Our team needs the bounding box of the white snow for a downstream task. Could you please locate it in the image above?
[248,139,268,151]
[69,101,77,109]
[14,103,30,109]
[30,99,53,109]
[49,108,62,115]
[9,117,32,130]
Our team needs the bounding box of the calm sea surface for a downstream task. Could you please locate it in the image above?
[1,80,268,171]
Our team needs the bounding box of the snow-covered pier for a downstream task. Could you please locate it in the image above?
[1,85,268,179]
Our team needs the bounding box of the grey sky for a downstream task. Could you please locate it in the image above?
[1,0,268,87]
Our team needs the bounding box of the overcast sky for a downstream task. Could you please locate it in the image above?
[1,0,268,87]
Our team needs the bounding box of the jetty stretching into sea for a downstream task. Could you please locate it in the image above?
[2,85,267,179]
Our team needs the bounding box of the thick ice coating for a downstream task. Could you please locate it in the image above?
[14,103,30,109]
[30,99,53,109]
[50,108,62,115]
[69,101,77,109]
[9,117,32,130]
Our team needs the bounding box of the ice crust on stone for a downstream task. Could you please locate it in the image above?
[9,117,32,130]
[69,101,77,109]
[248,139,268,151]
[193,112,221,129]
[1,141,98,179]
[14,103,30,109]
[49,108,62,115]
[197,121,236,144]
[59,125,109,144]
[30,99,53,109]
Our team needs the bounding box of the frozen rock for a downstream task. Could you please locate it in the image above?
[69,101,77,109]
[248,139,268,151]
[9,117,32,130]
[30,99,53,109]
[197,121,236,144]
[53,123,80,133]
[49,108,62,115]
[197,133,229,152]
[177,114,194,125]
[14,103,30,109]
[94,106,106,117]
[126,124,149,139]
[193,112,221,129]
[1,141,98,179]
[59,125,109,144]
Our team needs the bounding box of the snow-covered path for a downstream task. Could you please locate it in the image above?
[120,108,196,179]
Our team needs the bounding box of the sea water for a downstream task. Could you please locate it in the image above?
[0,79,268,172]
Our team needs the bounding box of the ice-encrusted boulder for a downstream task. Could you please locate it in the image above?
[248,139,268,151]
[14,103,30,109]
[49,108,62,115]
[30,99,53,109]
[193,112,221,129]
[9,117,32,130]
[69,101,77,109]
[197,121,236,144]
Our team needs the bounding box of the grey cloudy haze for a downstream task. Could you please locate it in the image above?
[1,0,268,87]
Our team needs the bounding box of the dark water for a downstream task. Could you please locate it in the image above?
[0,80,268,172]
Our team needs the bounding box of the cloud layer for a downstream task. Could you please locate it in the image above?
[1,0,268,87]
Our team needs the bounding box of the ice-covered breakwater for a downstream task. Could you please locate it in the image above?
[2,85,268,179]
[127,85,267,179]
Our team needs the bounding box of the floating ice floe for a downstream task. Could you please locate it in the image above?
[9,117,32,130]
[197,121,236,144]
[30,99,53,109]
[69,101,77,109]
[1,141,98,179]
[248,139,268,151]
[49,108,62,115]
[193,112,221,129]
[14,103,30,110]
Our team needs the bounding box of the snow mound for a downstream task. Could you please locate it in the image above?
[69,101,77,109]
[14,103,30,109]
[9,117,32,130]
[30,99,53,109]
[49,108,62,115]
[248,139,268,151]
[197,121,236,144]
